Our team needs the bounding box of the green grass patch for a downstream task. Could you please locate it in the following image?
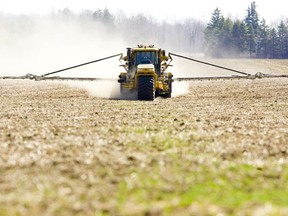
[115,161,288,214]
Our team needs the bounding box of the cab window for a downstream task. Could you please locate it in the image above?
[134,51,157,65]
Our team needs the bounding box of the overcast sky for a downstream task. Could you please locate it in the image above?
[0,0,287,23]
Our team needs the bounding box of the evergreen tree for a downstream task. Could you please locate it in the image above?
[245,2,259,32]
[232,20,248,56]
[220,18,234,56]
[257,19,269,58]
[204,8,225,57]
[268,28,279,58]
[277,21,288,58]
[231,20,241,53]
[250,2,259,32]
[239,22,248,54]
[207,8,224,29]
[245,1,259,56]
[245,6,251,26]
[247,23,256,55]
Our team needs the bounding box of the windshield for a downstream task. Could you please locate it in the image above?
[134,51,157,65]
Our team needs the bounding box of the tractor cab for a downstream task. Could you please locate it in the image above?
[126,45,162,76]
[134,51,157,65]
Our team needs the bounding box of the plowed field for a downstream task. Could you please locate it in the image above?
[0,75,288,215]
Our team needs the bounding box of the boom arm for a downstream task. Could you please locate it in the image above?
[169,53,288,81]
[1,53,122,81]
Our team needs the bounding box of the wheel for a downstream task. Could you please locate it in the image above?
[164,92,172,98]
[137,76,155,101]
[163,82,172,98]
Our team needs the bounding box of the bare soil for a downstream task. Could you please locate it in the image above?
[0,75,288,215]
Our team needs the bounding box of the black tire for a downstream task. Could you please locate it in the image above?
[164,92,172,98]
[138,76,155,101]
[166,82,172,98]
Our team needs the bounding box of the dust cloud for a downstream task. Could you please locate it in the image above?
[0,13,126,98]
[65,80,121,99]
[171,82,190,97]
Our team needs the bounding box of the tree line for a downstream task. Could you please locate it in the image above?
[49,8,206,53]
[1,3,288,58]
[73,3,288,58]
[205,2,288,58]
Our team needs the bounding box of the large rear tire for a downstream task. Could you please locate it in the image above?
[138,76,155,101]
